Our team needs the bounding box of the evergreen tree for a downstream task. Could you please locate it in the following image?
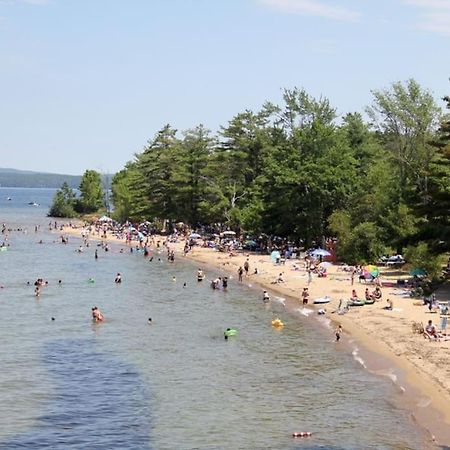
[415,95,450,253]
[48,182,77,218]
[78,170,104,213]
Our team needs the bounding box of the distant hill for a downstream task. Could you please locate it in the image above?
[0,168,94,189]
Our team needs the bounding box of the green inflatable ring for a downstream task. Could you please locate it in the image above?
[224,328,237,337]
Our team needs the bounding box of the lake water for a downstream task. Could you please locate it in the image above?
[0,188,435,449]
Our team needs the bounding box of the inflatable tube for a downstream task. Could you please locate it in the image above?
[348,299,365,306]
[292,432,312,438]
[224,328,237,337]
[364,299,375,305]
[271,319,284,328]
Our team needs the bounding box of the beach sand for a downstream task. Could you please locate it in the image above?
[60,225,450,445]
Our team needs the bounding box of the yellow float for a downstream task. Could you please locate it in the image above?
[271,318,284,328]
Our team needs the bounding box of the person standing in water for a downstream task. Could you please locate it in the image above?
[335,325,342,342]
[238,266,244,282]
[92,306,104,322]
[244,259,250,277]
[95,249,98,260]
[197,269,204,282]
[114,273,122,283]
[301,287,309,305]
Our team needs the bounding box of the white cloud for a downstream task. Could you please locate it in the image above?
[259,0,361,22]
[419,11,450,35]
[403,0,450,36]
[21,0,51,4]
[403,0,450,8]
[0,0,51,5]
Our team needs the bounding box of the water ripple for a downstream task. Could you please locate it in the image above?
[0,339,153,449]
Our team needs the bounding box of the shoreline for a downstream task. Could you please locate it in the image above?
[59,225,450,446]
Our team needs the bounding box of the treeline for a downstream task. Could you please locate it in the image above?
[109,79,449,269]
[49,170,107,217]
[0,168,81,189]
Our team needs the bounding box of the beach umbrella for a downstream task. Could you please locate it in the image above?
[223,230,236,235]
[410,268,427,277]
[98,215,112,222]
[190,233,201,239]
[364,265,379,277]
[311,248,331,257]
[271,250,280,262]
[244,240,257,246]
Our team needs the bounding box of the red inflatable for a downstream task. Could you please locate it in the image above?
[292,432,312,438]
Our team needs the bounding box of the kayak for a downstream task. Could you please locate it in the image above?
[313,296,330,304]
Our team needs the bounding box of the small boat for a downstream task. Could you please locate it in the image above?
[28,202,40,207]
[313,296,331,304]
[6,197,11,201]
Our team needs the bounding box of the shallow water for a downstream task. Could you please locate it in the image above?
[0,188,435,449]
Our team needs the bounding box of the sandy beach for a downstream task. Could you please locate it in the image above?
[61,225,450,445]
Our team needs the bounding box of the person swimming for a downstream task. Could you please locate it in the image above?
[92,306,104,322]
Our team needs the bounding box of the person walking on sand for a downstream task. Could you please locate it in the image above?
[335,325,343,342]
[307,268,312,285]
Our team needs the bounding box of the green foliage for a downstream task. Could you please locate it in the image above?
[78,170,104,214]
[48,182,77,218]
[109,80,448,271]
[111,165,138,222]
[367,79,441,199]
[404,243,444,281]
[329,212,385,264]
[413,95,450,253]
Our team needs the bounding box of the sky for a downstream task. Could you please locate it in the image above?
[0,0,449,175]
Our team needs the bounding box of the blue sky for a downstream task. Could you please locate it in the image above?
[1,0,449,175]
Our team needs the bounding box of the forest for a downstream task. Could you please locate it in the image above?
[52,79,450,270]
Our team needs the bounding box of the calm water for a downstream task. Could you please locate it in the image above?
[0,188,434,449]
